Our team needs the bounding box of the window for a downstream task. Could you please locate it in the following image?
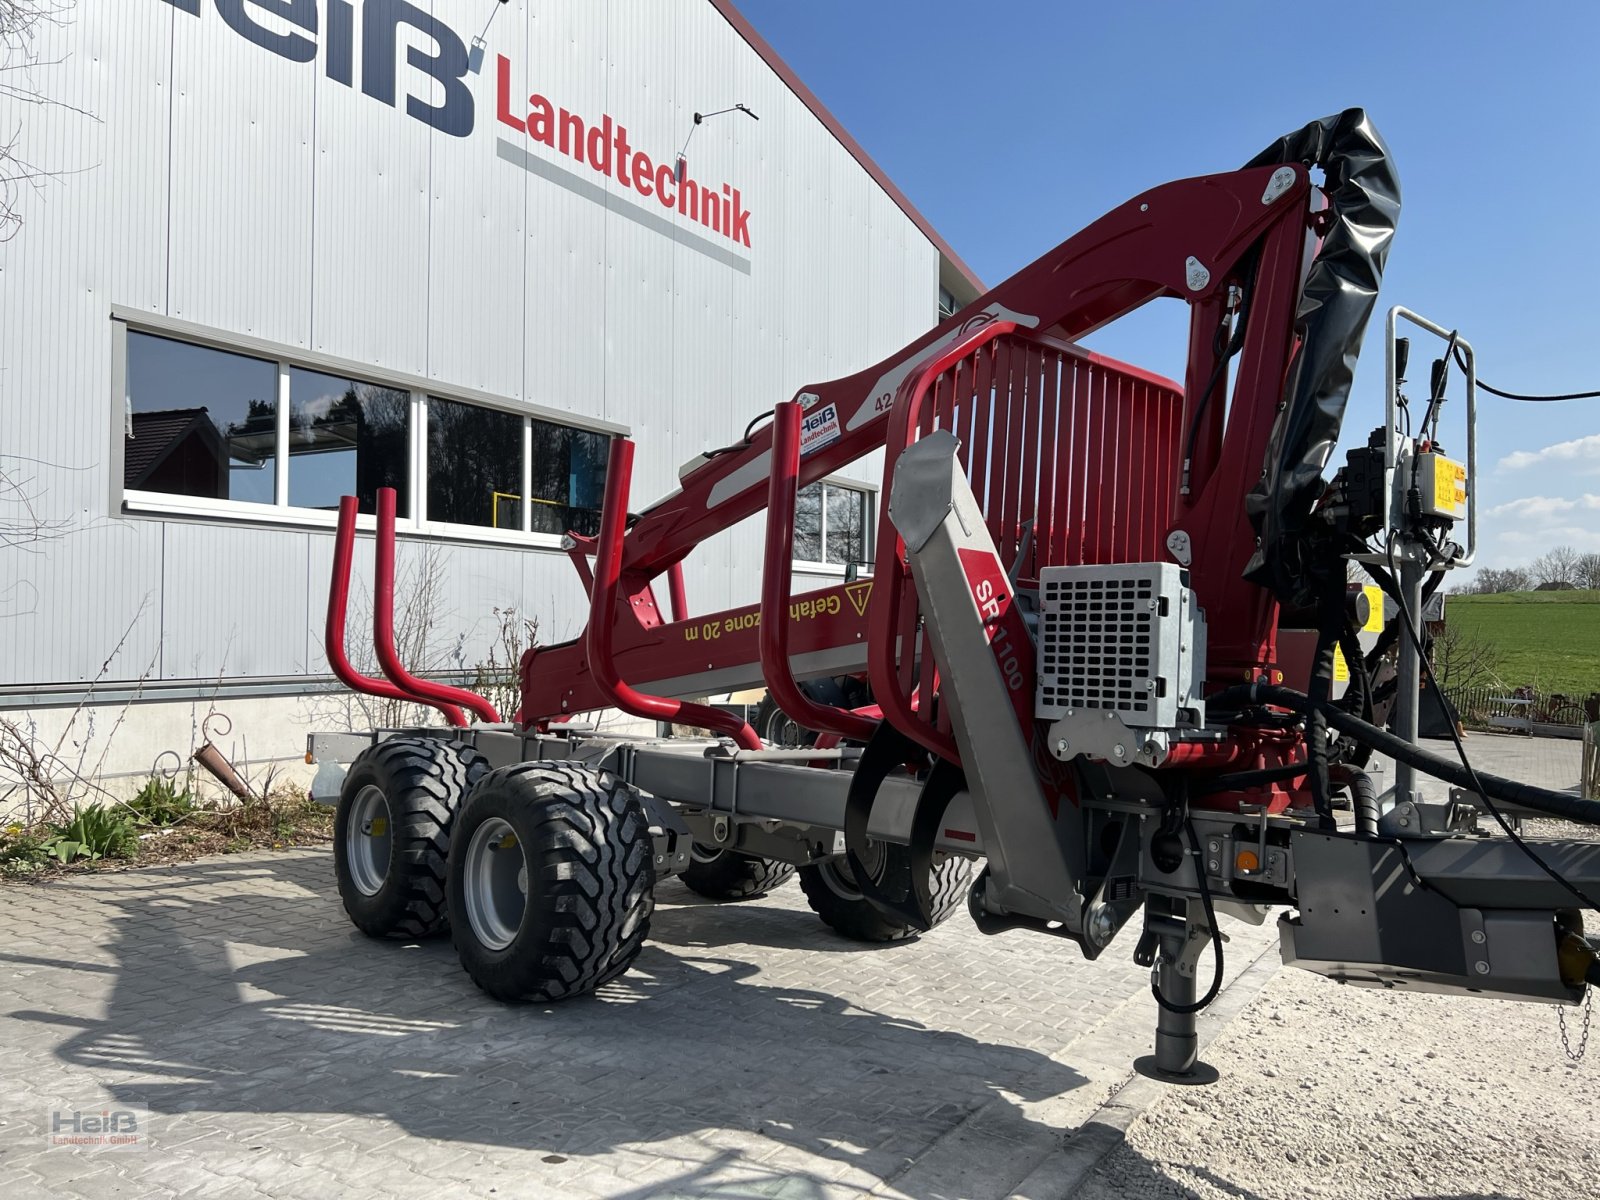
[120,323,612,541]
[124,332,279,504]
[795,481,871,568]
[427,397,524,529]
[288,368,409,513]
[425,400,610,535]
[530,417,609,537]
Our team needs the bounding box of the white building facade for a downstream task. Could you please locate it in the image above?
[0,0,979,788]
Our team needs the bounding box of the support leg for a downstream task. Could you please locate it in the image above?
[1152,933,1202,1075]
[1134,911,1220,1085]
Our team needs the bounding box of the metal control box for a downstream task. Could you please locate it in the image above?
[1036,563,1205,766]
[1415,451,1468,521]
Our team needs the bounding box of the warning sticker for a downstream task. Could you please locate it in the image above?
[799,401,842,456]
[1435,458,1467,518]
[844,580,872,617]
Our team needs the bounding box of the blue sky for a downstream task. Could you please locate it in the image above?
[739,1,1600,577]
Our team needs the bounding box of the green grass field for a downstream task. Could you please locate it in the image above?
[1447,590,1600,696]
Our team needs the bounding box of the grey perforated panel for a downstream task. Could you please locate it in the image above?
[1035,562,1200,728]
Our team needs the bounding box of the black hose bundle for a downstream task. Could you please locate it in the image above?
[1212,683,1600,827]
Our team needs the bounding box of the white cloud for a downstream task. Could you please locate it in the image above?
[1497,432,1600,471]
[1485,494,1600,520]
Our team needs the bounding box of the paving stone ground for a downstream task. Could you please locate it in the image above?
[0,731,1575,1199]
[0,844,1277,1199]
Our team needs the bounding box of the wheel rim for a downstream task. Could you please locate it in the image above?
[763,707,806,749]
[462,817,528,951]
[346,785,392,897]
[820,839,885,901]
[689,842,724,865]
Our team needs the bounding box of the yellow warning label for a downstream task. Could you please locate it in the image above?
[1435,458,1467,517]
[1333,645,1349,682]
[1362,584,1383,632]
[845,580,873,617]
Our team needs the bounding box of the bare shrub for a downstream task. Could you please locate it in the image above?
[0,600,156,824]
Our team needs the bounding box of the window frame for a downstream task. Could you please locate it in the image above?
[792,477,875,575]
[110,309,627,547]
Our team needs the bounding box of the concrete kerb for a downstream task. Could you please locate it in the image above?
[1008,940,1284,1200]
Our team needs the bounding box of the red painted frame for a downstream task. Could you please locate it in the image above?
[287,165,1325,787]
[516,164,1317,758]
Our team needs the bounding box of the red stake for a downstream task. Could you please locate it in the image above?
[327,495,468,727]
[372,488,502,725]
[586,438,762,750]
[760,403,878,744]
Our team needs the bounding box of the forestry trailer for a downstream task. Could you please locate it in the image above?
[308,110,1600,1083]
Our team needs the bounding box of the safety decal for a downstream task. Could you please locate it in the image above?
[844,580,872,617]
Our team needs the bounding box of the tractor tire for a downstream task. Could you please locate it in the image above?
[449,762,654,1002]
[798,843,972,943]
[680,845,796,900]
[334,736,489,940]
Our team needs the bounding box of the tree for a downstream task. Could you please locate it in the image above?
[1576,552,1600,591]
[1431,621,1505,696]
[1530,545,1580,588]
[1466,569,1501,595]
[1466,566,1530,595]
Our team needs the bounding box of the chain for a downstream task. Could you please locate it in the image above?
[1558,988,1592,1063]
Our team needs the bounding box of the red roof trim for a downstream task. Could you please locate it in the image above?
[708,0,985,295]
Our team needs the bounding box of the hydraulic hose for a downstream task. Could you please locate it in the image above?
[1193,761,1307,794]
[1212,683,1600,826]
[1327,764,1380,836]
[1304,589,1346,828]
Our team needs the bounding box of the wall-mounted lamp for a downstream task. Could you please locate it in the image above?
[676,103,759,182]
[467,0,512,75]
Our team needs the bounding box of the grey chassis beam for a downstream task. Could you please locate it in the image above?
[309,727,983,854]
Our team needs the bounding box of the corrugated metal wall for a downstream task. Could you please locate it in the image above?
[0,0,939,693]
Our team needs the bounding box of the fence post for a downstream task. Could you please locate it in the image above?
[1585,721,1599,801]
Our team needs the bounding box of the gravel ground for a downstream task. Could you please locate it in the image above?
[1077,944,1597,1200]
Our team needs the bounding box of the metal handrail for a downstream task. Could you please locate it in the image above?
[1383,305,1478,568]
[326,495,468,727]
[373,488,502,724]
[586,438,762,750]
[760,402,879,744]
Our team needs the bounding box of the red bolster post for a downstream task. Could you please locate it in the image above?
[760,403,879,744]
[326,496,468,727]
[372,488,502,725]
[666,561,688,624]
[586,438,762,750]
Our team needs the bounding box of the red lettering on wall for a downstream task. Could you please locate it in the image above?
[495,55,525,133]
[495,54,752,250]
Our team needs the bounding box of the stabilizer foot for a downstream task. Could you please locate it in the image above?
[1132,1055,1220,1086]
